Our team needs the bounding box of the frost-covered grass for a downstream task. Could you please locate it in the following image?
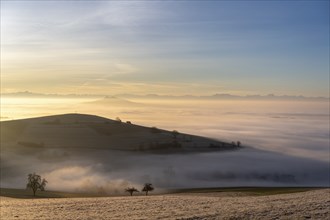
[1,189,329,219]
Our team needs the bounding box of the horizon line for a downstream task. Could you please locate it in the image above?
[1,91,329,100]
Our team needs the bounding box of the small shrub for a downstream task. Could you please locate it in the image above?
[150,127,161,134]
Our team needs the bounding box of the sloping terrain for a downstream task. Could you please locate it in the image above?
[0,113,238,152]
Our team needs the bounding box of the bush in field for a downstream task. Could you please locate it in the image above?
[142,183,154,196]
[171,130,181,148]
[150,127,161,134]
[125,187,139,196]
[26,173,47,196]
[172,130,179,139]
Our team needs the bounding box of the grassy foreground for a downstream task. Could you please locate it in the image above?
[1,187,325,199]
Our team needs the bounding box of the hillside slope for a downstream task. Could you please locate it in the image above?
[0,113,239,152]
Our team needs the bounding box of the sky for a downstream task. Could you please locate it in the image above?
[1,0,329,96]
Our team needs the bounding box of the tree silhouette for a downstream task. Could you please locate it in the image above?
[26,173,47,196]
[125,187,139,196]
[142,183,154,196]
[171,130,181,148]
[172,130,179,140]
[150,126,161,134]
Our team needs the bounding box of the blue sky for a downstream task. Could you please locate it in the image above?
[1,1,329,96]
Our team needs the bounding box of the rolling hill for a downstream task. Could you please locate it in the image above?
[0,113,239,153]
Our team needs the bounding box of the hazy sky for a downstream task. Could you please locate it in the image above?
[1,1,329,96]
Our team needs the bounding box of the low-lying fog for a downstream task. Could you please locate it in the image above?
[1,97,329,192]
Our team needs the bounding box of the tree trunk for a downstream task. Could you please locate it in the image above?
[145,191,148,196]
[130,192,133,196]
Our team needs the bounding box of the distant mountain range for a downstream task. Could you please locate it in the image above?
[1,91,101,98]
[1,91,328,101]
[116,93,328,101]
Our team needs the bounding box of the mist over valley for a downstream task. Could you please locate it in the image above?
[1,97,328,194]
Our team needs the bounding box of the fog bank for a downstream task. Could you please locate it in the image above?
[1,97,329,193]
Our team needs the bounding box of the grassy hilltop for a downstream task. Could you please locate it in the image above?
[0,113,239,153]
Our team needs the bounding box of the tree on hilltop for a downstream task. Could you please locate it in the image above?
[172,130,181,148]
[172,130,179,140]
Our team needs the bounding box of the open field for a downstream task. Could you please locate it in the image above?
[171,187,324,196]
[1,188,329,219]
[0,188,103,199]
[1,187,322,199]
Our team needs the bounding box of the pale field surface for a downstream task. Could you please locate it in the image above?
[1,189,329,220]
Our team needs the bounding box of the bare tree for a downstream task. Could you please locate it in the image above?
[171,130,181,148]
[172,130,179,140]
[142,183,154,196]
[125,187,139,196]
[26,173,47,196]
